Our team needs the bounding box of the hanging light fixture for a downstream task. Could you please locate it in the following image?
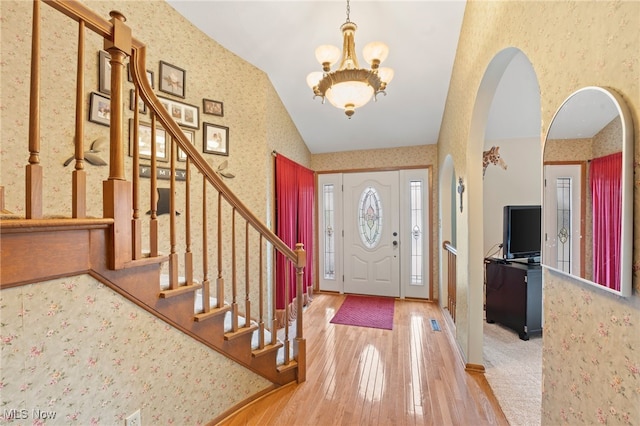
[306,0,394,118]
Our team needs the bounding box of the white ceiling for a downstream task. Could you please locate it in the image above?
[166,1,608,154]
[167,0,467,154]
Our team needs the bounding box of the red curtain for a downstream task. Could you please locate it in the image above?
[275,155,315,312]
[590,152,622,291]
[297,166,315,299]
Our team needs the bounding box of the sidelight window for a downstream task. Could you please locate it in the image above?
[323,184,336,279]
[410,181,423,284]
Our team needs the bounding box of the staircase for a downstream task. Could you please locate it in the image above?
[0,0,306,389]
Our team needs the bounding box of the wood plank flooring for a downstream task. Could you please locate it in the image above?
[219,293,508,426]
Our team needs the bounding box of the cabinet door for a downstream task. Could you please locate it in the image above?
[486,262,526,332]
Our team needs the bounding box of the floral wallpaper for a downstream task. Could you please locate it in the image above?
[0,275,271,424]
[0,0,309,421]
[440,0,639,423]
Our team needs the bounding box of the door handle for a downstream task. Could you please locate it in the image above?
[393,240,398,246]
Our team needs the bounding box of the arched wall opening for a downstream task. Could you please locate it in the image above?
[465,47,541,365]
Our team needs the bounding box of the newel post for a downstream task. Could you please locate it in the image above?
[294,242,307,383]
[102,11,132,269]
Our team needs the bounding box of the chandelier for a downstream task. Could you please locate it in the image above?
[306,0,394,118]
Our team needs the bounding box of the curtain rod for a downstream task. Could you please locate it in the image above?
[272,150,278,157]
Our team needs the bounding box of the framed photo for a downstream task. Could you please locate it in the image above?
[177,128,195,162]
[129,89,147,114]
[158,96,199,129]
[89,92,111,126]
[159,61,185,98]
[98,50,111,95]
[203,99,224,117]
[203,123,229,156]
[127,65,155,89]
[129,119,168,162]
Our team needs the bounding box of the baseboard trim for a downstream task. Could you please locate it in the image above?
[210,382,288,425]
[465,363,486,373]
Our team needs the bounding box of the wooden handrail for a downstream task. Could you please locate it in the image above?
[443,240,457,255]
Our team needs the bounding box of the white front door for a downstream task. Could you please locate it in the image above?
[343,171,400,297]
[318,169,431,299]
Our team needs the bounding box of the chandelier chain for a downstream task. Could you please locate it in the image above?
[345,0,351,23]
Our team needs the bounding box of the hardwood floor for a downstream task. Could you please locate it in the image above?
[219,293,508,426]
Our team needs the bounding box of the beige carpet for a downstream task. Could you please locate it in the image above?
[483,322,542,426]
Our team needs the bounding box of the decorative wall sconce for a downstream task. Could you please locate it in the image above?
[457,177,465,213]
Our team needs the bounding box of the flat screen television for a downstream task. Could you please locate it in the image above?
[503,205,542,261]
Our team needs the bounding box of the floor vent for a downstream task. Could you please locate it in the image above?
[430,319,441,332]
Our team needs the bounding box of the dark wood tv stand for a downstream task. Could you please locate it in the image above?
[484,258,542,341]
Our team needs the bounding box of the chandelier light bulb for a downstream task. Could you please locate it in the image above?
[306,72,324,90]
[315,45,341,72]
[377,67,395,84]
[362,42,389,69]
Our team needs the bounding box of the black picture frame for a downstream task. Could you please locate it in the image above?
[203,99,224,117]
[203,123,229,156]
[159,60,186,98]
[88,92,110,126]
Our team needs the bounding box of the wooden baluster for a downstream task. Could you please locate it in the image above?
[102,10,132,268]
[295,243,307,382]
[283,262,290,365]
[258,234,265,349]
[0,186,12,214]
[216,192,224,308]
[271,245,278,346]
[72,20,86,218]
[26,0,42,219]
[104,11,129,182]
[149,112,158,257]
[231,208,238,332]
[184,157,193,285]
[201,178,210,313]
[131,87,142,260]
[245,221,251,329]
[168,137,178,290]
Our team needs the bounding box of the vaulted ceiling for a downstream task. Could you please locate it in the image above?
[166,1,560,154]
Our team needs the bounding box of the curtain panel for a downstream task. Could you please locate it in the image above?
[275,154,315,326]
[589,152,622,291]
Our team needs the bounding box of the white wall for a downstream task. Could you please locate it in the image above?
[482,137,542,258]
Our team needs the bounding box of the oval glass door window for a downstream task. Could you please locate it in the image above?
[358,186,383,248]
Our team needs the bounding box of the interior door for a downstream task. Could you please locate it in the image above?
[543,164,584,277]
[343,171,400,297]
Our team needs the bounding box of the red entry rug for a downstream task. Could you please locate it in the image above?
[330,295,395,330]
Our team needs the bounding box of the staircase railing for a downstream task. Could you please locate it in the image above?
[443,240,457,323]
[8,0,306,383]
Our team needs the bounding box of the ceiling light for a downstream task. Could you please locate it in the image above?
[306,0,394,118]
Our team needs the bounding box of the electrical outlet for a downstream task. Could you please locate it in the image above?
[125,409,141,426]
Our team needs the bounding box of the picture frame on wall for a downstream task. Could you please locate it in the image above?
[177,128,195,162]
[203,123,229,156]
[88,92,111,127]
[159,60,186,98]
[129,119,168,162]
[203,99,224,117]
[158,96,199,129]
[129,89,147,114]
[98,50,111,95]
